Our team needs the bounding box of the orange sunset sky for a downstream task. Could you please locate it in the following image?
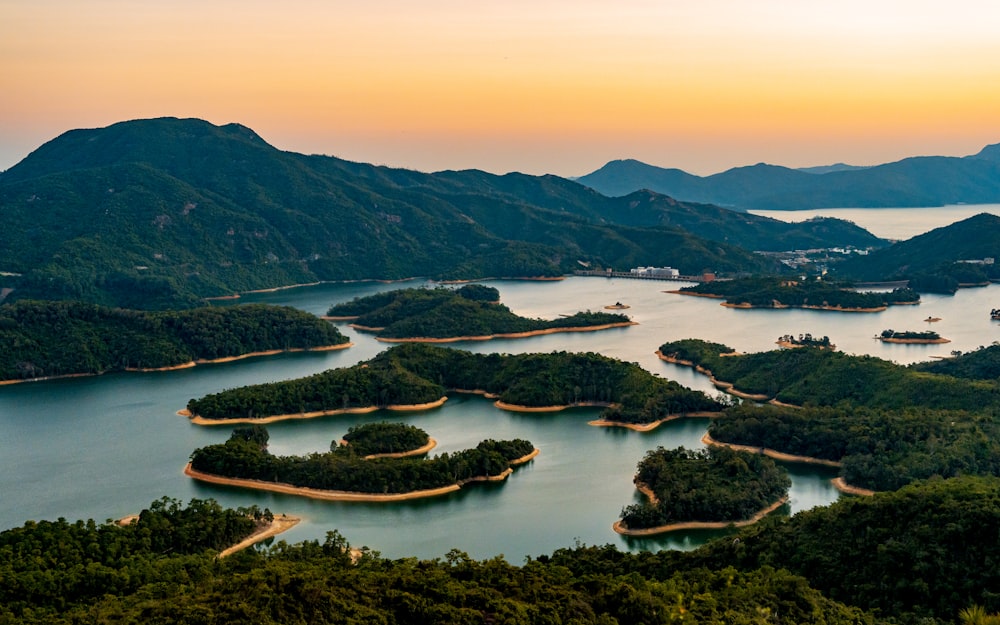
[2,0,1000,176]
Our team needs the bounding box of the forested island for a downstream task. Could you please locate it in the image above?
[339,421,434,458]
[0,300,349,383]
[878,329,950,344]
[6,477,1000,623]
[776,333,834,349]
[185,343,722,425]
[325,284,634,341]
[659,338,1000,491]
[188,426,536,500]
[615,446,790,534]
[672,276,919,311]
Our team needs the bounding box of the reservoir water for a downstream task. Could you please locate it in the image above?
[3,208,998,560]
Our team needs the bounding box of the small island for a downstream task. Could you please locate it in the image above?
[669,276,920,312]
[613,446,790,535]
[877,329,950,344]
[187,425,537,501]
[324,284,635,342]
[776,333,834,349]
[604,302,630,310]
[339,421,436,458]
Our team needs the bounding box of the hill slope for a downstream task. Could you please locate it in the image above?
[577,144,1000,209]
[0,118,881,308]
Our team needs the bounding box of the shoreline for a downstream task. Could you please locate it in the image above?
[495,400,616,413]
[878,336,950,344]
[371,321,638,343]
[587,411,721,432]
[183,448,538,502]
[0,343,353,384]
[118,511,301,558]
[345,437,437,460]
[656,351,770,401]
[180,396,449,425]
[775,340,835,350]
[612,496,790,536]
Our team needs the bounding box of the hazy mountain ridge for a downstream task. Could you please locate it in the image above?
[578,143,1000,209]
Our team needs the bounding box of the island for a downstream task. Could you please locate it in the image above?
[338,421,436,458]
[187,425,537,501]
[613,446,790,535]
[0,300,350,384]
[668,276,920,311]
[658,338,1000,492]
[877,329,950,344]
[324,284,635,342]
[183,343,722,427]
[776,333,834,349]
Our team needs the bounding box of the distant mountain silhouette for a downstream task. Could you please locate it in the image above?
[577,144,1000,209]
[0,118,884,308]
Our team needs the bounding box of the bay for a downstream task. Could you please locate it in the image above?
[749,203,1000,241]
[3,248,999,560]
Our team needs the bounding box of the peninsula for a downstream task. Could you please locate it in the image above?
[669,276,919,311]
[324,284,634,341]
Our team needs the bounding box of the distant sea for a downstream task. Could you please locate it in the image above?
[749,204,1000,242]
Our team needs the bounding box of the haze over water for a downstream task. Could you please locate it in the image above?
[2,207,997,560]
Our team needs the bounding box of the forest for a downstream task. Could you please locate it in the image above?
[618,446,790,530]
[189,427,535,495]
[326,285,631,339]
[6,478,1000,623]
[677,276,919,310]
[339,422,431,457]
[0,300,348,381]
[186,343,722,424]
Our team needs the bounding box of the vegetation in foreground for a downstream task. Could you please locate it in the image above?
[186,343,722,423]
[8,477,1000,623]
[619,446,790,530]
[327,284,631,339]
[0,300,348,382]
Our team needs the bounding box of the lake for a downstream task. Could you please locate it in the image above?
[2,208,998,560]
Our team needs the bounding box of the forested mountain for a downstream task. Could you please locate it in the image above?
[577,143,1000,209]
[0,300,347,381]
[834,212,1000,284]
[0,118,884,309]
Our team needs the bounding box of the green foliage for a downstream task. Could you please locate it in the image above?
[620,446,790,529]
[0,300,348,381]
[188,343,722,423]
[913,344,1000,379]
[340,422,430,456]
[880,328,941,340]
[190,426,533,494]
[679,276,919,309]
[326,286,629,339]
[777,332,831,347]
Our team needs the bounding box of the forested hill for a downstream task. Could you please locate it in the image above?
[0,117,880,309]
[576,142,1000,209]
[0,300,348,382]
[834,212,1000,284]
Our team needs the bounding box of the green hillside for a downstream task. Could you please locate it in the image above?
[0,118,885,309]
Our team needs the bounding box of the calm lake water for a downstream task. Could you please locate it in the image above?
[3,207,998,560]
[750,203,1000,241]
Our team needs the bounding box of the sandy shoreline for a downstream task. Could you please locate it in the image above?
[183,448,538,502]
[181,396,449,425]
[878,337,950,344]
[666,289,902,312]
[371,321,638,343]
[349,438,437,459]
[495,400,616,413]
[775,340,835,350]
[612,496,790,536]
[587,411,721,432]
[117,510,301,558]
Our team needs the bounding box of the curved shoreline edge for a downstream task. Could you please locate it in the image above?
[183,448,539,502]
[612,495,790,536]
[656,351,770,401]
[0,343,353,385]
[344,437,437,460]
[180,396,449,425]
[587,412,721,432]
[371,321,638,343]
[665,289,916,312]
[118,511,302,558]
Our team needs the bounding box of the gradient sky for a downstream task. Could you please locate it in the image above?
[2,0,1000,176]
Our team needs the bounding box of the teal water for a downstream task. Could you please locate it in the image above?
[3,223,999,559]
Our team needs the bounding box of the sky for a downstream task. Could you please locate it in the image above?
[2,0,1000,176]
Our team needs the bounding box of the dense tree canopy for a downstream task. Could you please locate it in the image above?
[187,343,722,424]
[678,276,919,310]
[326,285,630,339]
[0,300,348,381]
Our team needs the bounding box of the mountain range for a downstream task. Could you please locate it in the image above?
[576,144,1000,210]
[0,117,882,309]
